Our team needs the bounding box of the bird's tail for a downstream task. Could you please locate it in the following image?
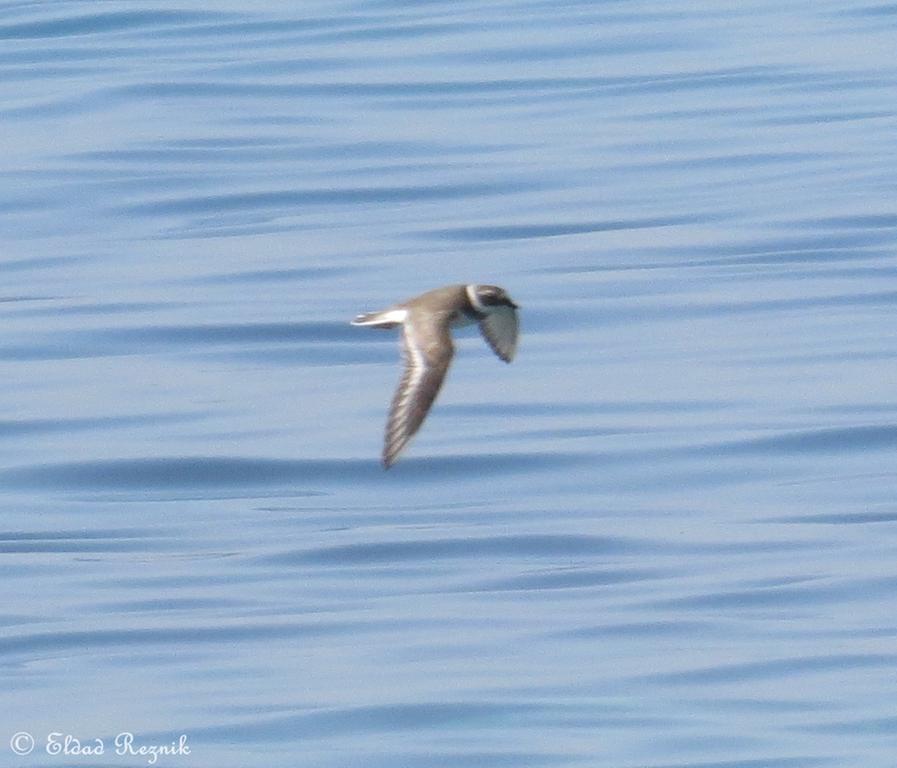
[350,308,407,328]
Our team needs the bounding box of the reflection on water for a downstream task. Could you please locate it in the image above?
[2,1,897,766]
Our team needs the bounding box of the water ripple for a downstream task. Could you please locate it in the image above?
[126,180,534,216]
[0,452,581,491]
[0,620,366,658]
[0,457,370,490]
[175,266,355,286]
[0,10,229,40]
[178,700,539,742]
[0,322,359,360]
[709,424,897,456]
[0,412,207,438]
[0,528,165,554]
[474,567,664,592]
[768,511,897,525]
[262,534,644,566]
[650,575,897,611]
[646,653,897,685]
[644,759,831,768]
[423,215,699,242]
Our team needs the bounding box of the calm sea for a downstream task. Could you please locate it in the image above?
[2,2,897,766]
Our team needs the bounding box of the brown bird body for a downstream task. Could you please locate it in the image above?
[351,284,519,467]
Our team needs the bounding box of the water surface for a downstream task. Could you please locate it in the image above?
[2,2,897,766]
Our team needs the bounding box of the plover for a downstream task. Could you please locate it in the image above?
[351,284,519,468]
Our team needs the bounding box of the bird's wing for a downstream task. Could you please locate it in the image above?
[478,305,519,363]
[383,311,453,468]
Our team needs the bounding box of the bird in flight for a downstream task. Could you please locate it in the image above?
[351,283,520,468]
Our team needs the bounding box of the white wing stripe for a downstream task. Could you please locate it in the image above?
[394,325,426,436]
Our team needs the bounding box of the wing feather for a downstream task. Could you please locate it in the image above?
[478,306,519,363]
[382,314,453,468]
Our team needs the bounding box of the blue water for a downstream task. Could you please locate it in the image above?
[2,2,897,766]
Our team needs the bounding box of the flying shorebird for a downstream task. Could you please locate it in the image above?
[351,283,520,468]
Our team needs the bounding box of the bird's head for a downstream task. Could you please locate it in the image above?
[472,284,518,311]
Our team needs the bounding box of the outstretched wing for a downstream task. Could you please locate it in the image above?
[478,305,518,363]
[383,312,454,468]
